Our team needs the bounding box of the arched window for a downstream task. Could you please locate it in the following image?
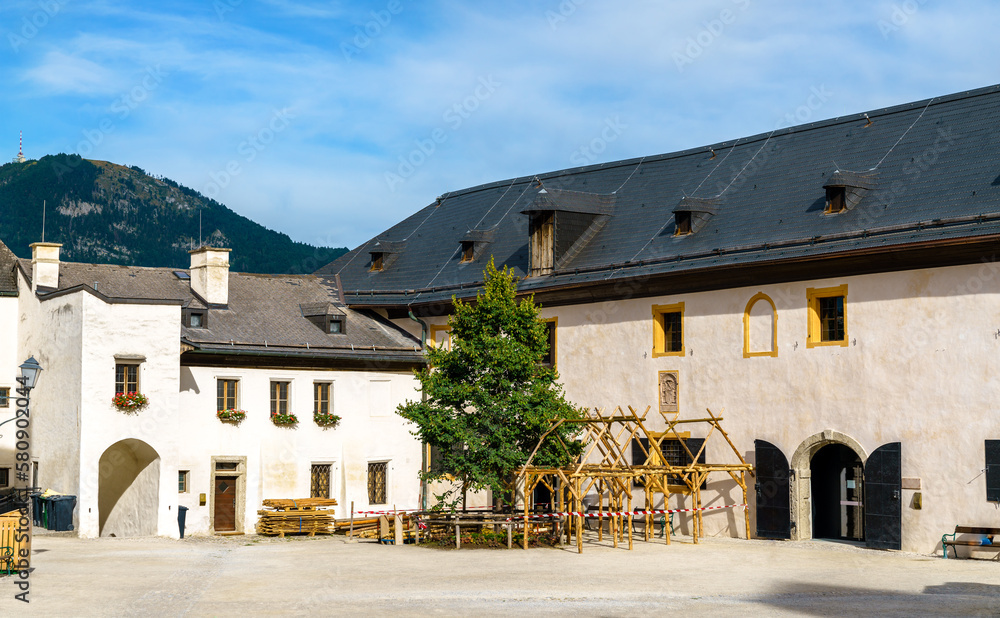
[743,293,777,357]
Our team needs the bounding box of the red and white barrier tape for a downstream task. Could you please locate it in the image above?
[506,503,747,521]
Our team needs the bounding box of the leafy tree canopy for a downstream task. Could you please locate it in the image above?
[397,258,583,507]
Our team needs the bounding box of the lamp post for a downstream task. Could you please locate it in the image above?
[14,356,42,592]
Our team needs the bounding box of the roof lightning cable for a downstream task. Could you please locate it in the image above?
[689,139,740,195]
[336,195,447,277]
[470,177,518,231]
[612,156,647,194]
[870,96,936,170]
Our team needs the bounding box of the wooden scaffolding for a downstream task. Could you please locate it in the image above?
[518,406,754,553]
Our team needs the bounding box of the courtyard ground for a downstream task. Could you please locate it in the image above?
[1,529,998,616]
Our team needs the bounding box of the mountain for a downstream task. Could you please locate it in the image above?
[0,154,346,274]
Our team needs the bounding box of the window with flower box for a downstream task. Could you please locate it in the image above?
[217,379,239,411]
[115,363,139,394]
[271,381,290,415]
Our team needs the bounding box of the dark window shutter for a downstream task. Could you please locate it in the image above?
[632,437,649,466]
[987,440,1000,502]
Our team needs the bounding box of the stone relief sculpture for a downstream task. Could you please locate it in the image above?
[659,371,678,413]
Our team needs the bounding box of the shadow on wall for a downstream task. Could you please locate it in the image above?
[753,582,1000,615]
[98,439,160,537]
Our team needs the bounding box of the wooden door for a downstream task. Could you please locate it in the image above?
[865,442,901,550]
[214,477,237,532]
[754,440,790,539]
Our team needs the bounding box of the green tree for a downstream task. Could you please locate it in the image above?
[398,259,583,508]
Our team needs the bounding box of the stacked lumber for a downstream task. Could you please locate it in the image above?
[262,498,338,509]
[256,497,339,537]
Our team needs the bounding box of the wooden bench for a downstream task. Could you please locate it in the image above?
[941,526,1000,559]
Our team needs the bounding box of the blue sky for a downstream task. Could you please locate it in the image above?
[2,0,998,250]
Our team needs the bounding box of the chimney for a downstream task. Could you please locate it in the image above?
[30,242,62,291]
[189,246,231,305]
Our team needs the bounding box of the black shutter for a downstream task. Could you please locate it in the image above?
[632,437,650,466]
[865,442,902,550]
[754,440,790,539]
[987,440,1000,503]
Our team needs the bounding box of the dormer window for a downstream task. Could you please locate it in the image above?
[460,241,475,263]
[825,186,846,214]
[370,253,384,272]
[674,212,693,236]
[183,309,207,328]
[301,302,346,334]
[328,317,344,334]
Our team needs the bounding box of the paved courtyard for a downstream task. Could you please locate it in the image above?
[1,530,998,616]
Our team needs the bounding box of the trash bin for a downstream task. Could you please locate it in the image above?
[177,506,189,539]
[36,496,52,529]
[31,494,42,526]
[48,495,76,532]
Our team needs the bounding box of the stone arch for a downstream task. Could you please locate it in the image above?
[788,430,867,541]
[98,439,160,537]
[743,292,777,357]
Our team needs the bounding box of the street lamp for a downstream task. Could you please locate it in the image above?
[19,356,42,389]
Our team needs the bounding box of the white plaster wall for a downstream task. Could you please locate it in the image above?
[545,263,1000,553]
[75,293,182,538]
[0,295,20,489]
[177,366,422,535]
[16,275,84,514]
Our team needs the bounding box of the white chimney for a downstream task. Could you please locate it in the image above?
[189,246,231,305]
[30,242,62,291]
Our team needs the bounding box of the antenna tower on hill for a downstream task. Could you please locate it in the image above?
[14,131,25,163]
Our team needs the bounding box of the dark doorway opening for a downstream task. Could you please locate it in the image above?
[810,444,863,541]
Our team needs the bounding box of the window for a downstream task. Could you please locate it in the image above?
[429,325,451,350]
[217,379,239,412]
[328,317,343,334]
[460,241,475,263]
[368,462,388,504]
[270,381,290,415]
[652,302,685,357]
[528,212,555,276]
[825,186,846,214]
[184,310,207,328]
[540,318,557,367]
[0,468,9,488]
[311,464,332,499]
[115,363,139,394]
[0,387,8,408]
[178,470,189,493]
[631,434,706,491]
[806,285,848,347]
[674,211,692,236]
[987,440,1000,503]
[370,253,384,272]
[215,461,239,471]
[314,382,331,414]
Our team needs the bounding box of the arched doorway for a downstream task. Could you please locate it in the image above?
[809,443,863,541]
[788,430,867,542]
[98,439,160,537]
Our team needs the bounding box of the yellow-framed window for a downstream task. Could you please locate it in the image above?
[806,285,848,348]
[429,324,451,350]
[540,317,557,367]
[652,302,685,357]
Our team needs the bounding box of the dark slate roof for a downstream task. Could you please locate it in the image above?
[322,83,1000,306]
[17,258,421,361]
[0,240,18,295]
